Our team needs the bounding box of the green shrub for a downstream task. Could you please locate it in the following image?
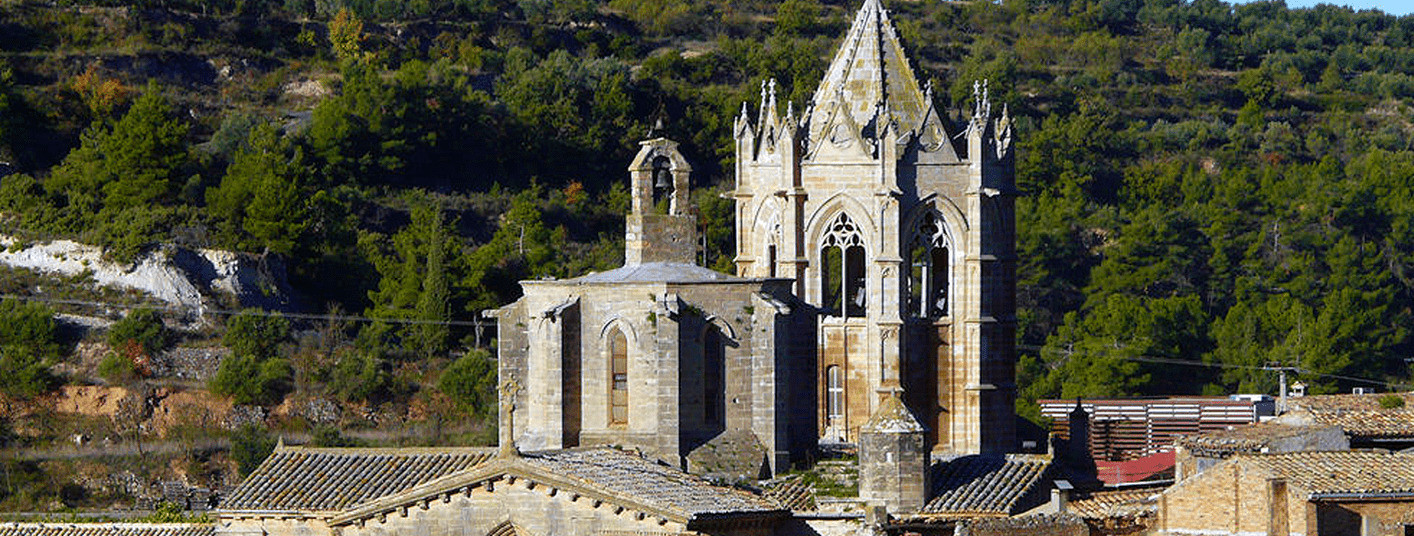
[210,353,293,406]
[1379,394,1405,409]
[438,349,496,417]
[107,308,169,358]
[0,346,56,399]
[0,298,59,356]
[97,352,138,383]
[211,310,294,406]
[0,299,60,398]
[229,424,276,478]
[223,309,289,360]
[328,350,396,404]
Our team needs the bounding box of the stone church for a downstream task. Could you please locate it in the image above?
[491,0,1016,472]
[203,3,1038,536]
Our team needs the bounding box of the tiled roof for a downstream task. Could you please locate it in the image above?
[761,476,816,512]
[0,524,213,536]
[918,454,1051,517]
[1243,451,1414,497]
[330,448,785,527]
[1066,487,1162,519]
[1286,393,1414,438]
[1176,423,1340,455]
[219,446,495,513]
[518,448,781,516]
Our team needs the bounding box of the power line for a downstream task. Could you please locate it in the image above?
[0,293,490,328]
[1017,344,1412,391]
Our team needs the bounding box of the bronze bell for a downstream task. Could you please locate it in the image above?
[654,167,671,190]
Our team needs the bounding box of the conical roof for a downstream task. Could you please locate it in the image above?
[806,0,929,142]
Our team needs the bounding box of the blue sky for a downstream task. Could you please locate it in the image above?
[1243,0,1414,15]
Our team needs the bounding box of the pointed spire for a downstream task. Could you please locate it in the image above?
[735,102,754,138]
[761,78,782,148]
[807,0,928,145]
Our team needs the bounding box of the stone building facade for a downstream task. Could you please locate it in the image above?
[490,138,810,473]
[1154,451,1414,536]
[492,0,1019,482]
[730,0,1016,455]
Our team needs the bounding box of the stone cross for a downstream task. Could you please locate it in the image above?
[498,377,523,457]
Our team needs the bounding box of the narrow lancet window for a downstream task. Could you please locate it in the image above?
[610,329,628,426]
[826,365,844,427]
[907,213,951,319]
[821,213,866,318]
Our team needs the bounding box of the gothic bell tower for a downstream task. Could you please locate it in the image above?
[730,0,1016,455]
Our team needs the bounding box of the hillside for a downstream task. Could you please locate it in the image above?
[1,0,1414,510]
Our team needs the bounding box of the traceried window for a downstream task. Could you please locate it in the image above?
[826,365,844,426]
[820,213,866,317]
[907,213,950,319]
[610,329,628,426]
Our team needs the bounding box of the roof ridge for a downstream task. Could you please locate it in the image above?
[280,446,498,455]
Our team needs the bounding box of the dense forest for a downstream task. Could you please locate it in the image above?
[2,0,1414,434]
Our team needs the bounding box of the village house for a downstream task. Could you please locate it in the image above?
[1153,451,1414,536]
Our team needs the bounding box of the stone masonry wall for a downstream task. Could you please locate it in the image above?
[1156,459,1309,536]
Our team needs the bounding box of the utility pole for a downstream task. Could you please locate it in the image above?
[1262,363,1301,414]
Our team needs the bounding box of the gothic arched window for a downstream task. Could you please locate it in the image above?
[907,213,950,318]
[821,213,866,318]
[610,329,629,426]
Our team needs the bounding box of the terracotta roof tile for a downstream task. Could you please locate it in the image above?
[1176,423,1340,455]
[519,448,781,516]
[1286,393,1414,439]
[918,454,1051,517]
[219,446,495,513]
[1243,451,1414,497]
[1066,487,1161,519]
[0,524,213,536]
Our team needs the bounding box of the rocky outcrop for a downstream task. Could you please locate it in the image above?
[0,236,300,313]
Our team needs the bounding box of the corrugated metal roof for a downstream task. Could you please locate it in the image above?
[219,446,495,513]
[918,454,1051,517]
[0,524,213,536]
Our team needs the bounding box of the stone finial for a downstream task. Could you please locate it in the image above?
[767,79,778,113]
[994,103,1012,159]
[498,377,524,457]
